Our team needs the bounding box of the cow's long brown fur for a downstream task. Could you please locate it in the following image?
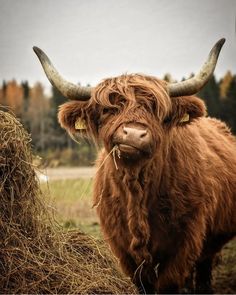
[58,74,236,293]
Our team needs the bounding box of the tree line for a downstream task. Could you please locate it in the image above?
[0,71,235,166]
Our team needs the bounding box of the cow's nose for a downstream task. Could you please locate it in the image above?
[123,127,150,143]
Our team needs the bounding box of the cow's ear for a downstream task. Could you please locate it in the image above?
[58,101,90,134]
[165,96,206,127]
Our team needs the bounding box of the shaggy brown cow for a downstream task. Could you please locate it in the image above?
[33,38,236,294]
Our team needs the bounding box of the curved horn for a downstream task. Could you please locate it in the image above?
[168,38,225,97]
[33,46,92,101]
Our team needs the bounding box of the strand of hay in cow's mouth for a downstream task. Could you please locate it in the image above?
[0,110,136,294]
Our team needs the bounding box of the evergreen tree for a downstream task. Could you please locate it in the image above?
[21,80,30,120]
[163,73,175,83]
[198,75,220,118]
[2,80,7,98]
[49,86,71,149]
[21,81,30,99]
[220,76,236,133]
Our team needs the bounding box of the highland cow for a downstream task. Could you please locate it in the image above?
[33,38,236,294]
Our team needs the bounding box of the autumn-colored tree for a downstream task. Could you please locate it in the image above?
[4,80,24,116]
[27,82,50,150]
[219,71,233,99]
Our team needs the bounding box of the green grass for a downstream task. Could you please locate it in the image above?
[41,179,100,237]
[42,178,93,202]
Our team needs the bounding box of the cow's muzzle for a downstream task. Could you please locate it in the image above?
[113,125,153,159]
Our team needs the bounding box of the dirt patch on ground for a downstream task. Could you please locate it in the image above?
[37,167,96,181]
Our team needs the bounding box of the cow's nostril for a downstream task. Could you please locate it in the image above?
[123,127,128,135]
[140,130,147,138]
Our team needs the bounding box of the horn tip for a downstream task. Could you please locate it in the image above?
[33,46,42,55]
[216,38,226,48]
[218,38,226,44]
[209,38,226,58]
[32,46,51,66]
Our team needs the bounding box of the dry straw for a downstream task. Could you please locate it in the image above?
[0,109,136,294]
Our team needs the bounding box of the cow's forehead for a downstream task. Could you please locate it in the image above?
[93,73,170,106]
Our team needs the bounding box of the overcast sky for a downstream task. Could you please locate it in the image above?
[0,0,235,91]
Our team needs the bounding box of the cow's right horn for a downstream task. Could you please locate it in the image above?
[167,38,225,97]
[33,47,92,101]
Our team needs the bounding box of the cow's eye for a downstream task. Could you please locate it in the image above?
[102,108,110,115]
[102,107,118,117]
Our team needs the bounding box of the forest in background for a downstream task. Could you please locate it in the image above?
[0,71,235,166]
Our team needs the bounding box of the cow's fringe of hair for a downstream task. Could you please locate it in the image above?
[92,74,171,122]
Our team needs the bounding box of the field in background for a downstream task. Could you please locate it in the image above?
[41,177,100,237]
[40,169,236,293]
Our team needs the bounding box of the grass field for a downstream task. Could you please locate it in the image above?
[41,178,100,237]
[41,178,236,293]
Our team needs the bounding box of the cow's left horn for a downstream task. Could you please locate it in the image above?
[167,38,225,97]
[33,46,92,101]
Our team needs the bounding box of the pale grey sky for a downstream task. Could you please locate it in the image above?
[0,0,235,91]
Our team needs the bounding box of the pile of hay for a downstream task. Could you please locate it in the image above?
[0,110,136,294]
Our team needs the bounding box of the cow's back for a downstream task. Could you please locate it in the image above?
[169,117,236,234]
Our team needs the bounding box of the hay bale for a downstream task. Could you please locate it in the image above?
[0,110,136,294]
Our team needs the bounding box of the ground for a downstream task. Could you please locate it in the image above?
[40,167,236,294]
